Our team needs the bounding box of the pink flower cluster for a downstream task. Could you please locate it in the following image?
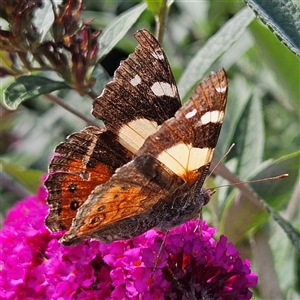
[0,183,258,299]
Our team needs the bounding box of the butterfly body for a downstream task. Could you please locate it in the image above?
[45,29,228,245]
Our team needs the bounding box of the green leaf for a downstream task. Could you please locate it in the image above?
[244,0,300,56]
[223,151,300,244]
[146,0,163,14]
[250,20,300,106]
[82,11,114,29]
[216,76,253,157]
[32,0,54,42]
[90,63,111,96]
[98,3,147,61]
[178,7,255,98]
[1,160,44,194]
[3,76,70,110]
[251,151,300,206]
[264,202,300,251]
[233,93,265,179]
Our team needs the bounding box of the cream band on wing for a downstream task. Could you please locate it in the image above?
[151,82,177,97]
[157,143,213,179]
[200,110,224,125]
[187,147,213,171]
[118,118,159,153]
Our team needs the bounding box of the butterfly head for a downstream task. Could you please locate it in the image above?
[203,187,216,205]
[193,187,216,207]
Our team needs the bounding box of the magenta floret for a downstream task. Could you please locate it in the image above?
[0,181,258,299]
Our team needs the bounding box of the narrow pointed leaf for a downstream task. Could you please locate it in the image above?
[33,0,54,42]
[263,202,300,251]
[146,0,163,14]
[1,160,44,194]
[234,93,265,179]
[178,7,255,98]
[90,63,111,96]
[244,0,300,56]
[3,76,69,110]
[98,3,147,61]
[250,20,300,105]
[250,151,300,206]
[216,77,253,156]
[223,151,300,243]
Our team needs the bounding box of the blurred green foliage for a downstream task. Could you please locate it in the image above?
[0,1,299,298]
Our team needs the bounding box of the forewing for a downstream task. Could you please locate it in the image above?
[137,69,228,186]
[93,29,181,154]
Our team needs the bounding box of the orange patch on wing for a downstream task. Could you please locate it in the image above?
[75,184,162,237]
[180,170,200,186]
[54,159,113,230]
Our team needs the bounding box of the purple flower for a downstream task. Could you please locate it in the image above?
[0,180,258,299]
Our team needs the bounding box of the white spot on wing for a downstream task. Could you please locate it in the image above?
[151,52,164,60]
[200,110,224,125]
[130,74,141,86]
[118,118,159,154]
[185,109,197,119]
[151,82,177,97]
[215,86,227,93]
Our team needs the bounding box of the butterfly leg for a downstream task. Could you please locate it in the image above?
[151,230,169,278]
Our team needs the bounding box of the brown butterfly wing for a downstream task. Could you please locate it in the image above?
[138,68,228,186]
[45,126,132,231]
[93,29,181,154]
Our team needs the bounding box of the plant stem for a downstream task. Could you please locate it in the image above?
[211,158,264,209]
[0,172,30,198]
[155,0,169,44]
[252,229,282,299]
[44,94,101,127]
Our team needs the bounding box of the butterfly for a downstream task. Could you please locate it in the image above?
[45,29,228,245]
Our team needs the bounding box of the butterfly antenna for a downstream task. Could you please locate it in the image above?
[204,143,235,185]
[204,143,288,189]
[216,173,289,189]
